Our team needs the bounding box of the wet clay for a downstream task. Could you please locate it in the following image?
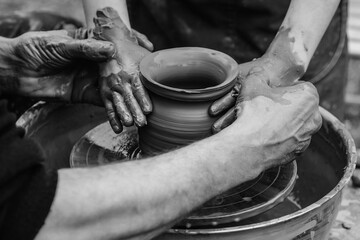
[93,7,137,47]
[263,27,306,87]
[139,47,238,155]
[92,7,152,131]
[0,30,114,101]
[238,66,298,105]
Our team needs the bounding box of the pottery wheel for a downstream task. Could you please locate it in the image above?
[70,121,297,228]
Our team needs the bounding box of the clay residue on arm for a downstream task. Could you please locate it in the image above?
[238,67,293,105]
[93,7,137,44]
[263,27,306,86]
[92,7,138,77]
[262,0,340,86]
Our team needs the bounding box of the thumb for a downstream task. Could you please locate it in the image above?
[239,67,270,100]
[132,29,154,52]
[62,38,115,61]
[241,67,270,85]
[235,67,270,117]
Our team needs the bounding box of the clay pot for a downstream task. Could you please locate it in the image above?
[139,47,238,155]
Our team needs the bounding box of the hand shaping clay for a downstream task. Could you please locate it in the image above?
[139,47,238,155]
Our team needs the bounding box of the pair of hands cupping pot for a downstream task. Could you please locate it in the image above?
[3,7,321,170]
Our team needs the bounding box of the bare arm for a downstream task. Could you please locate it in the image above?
[34,70,321,240]
[262,0,341,86]
[211,0,340,132]
[36,128,258,240]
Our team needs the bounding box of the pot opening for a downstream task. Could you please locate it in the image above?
[141,48,238,92]
[156,65,225,90]
[140,47,239,100]
[151,60,227,90]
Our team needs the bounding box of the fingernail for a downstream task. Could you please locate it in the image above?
[211,124,221,134]
[209,105,219,116]
[231,92,239,98]
[100,42,115,57]
[135,115,147,127]
[122,115,134,127]
[143,103,152,114]
[112,124,121,133]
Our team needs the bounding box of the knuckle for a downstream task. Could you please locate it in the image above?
[132,79,143,91]
[107,109,116,118]
[122,91,134,103]
[303,82,318,95]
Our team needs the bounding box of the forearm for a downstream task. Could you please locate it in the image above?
[82,0,131,29]
[35,126,259,240]
[262,0,340,86]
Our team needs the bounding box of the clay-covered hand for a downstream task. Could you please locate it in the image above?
[93,7,153,133]
[231,67,322,170]
[210,55,301,133]
[1,29,115,104]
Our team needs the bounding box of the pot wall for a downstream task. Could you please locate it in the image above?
[138,93,218,155]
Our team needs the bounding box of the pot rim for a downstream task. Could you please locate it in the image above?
[168,107,357,234]
[140,47,239,101]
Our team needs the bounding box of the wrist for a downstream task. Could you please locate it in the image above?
[260,28,308,87]
[214,126,264,181]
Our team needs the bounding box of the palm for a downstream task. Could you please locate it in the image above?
[11,30,113,78]
[6,29,114,104]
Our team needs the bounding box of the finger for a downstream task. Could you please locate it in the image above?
[132,75,152,114]
[238,61,259,79]
[209,88,238,116]
[104,98,123,133]
[298,110,323,140]
[246,66,270,85]
[239,67,271,100]
[132,29,154,52]
[212,107,236,134]
[113,81,147,127]
[66,28,93,40]
[112,91,134,127]
[313,110,323,132]
[294,138,312,155]
[61,38,115,61]
[279,138,312,166]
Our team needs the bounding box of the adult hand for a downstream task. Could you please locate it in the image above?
[230,67,322,171]
[1,29,115,104]
[210,55,302,133]
[93,7,153,133]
